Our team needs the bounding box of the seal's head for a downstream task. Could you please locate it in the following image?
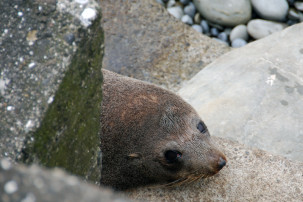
[101,70,227,190]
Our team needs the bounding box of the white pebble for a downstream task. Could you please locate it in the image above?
[47,96,54,104]
[192,24,202,33]
[7,106,14,111]
[181,15,193,25]
[167,6,184,20]
[0,158,12,170]
[28,62,36,68]
[25,120,34,129]
[4,180,18,194]
[80,8,97,26]
[18,12,23,17]
[75,0,88,4]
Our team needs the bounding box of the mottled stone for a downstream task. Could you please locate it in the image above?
[179,23,303,162]
[101,0,230,91]
[193,0,252,26]
[251,0,289,21]
[247,19,287,39]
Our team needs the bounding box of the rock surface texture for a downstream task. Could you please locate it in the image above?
[128,137,303,201]
[179,23,303,162]
[100,0,230,91]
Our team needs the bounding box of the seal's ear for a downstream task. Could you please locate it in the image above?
[127,153,142,159]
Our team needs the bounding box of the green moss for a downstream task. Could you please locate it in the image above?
[22,14,104,183]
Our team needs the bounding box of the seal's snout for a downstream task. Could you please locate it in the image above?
[217,157,226,170]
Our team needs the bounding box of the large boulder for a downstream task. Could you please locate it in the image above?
[179,23,303,162]
[100,0,230,91]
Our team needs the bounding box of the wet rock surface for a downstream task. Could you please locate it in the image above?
[0,159,130,202]
[179,23,303,162]
[100,0,230,91]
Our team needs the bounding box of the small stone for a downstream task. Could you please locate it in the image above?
[193,0,251,26]
[287,8,301,21]
[247,19,286,39]
[194,13,202,24]
[0,159,12,170]
[167,6,184,20]
[231,38,247,48]
[167,0,176,8]
[210,27,219,37]
[4,180,18,194]
[294,2,303,12]
[218,32,228,42]
[181,15,193,25]
[251,0,289,21]
[80,8,97,27]
[200,20,209,34]
[192,24,202,33]
[180,0,190,5]
[230,24,248,41]
[184,3,196,18]
[75,0,88,4]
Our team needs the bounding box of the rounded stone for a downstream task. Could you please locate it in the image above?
[193,0,251,26]
[230,24,248,41]
[184,3,196,18]
[251,0,289,21]
[210,27,219,37]
[167,0,176,8]
[218,32,228,42]
[167,6,184,20]
[192,24,203,33]
[200,20,210,34]
[194,13,202,24]
[294,2,303,12]
[181,15,193,25]
[247,19,287,39]
[231,38,247,48]
[180,0,190,5]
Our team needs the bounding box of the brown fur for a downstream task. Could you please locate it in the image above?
[100,69,226,190]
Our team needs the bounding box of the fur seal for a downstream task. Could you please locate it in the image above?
[100,69,227,190]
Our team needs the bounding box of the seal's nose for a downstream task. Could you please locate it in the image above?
[218,157,226,170]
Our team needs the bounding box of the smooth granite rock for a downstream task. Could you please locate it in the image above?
[247,19,287,39]
[0,159,130,202]
[101,0,230,91]
[128,137,303,201]
[193,0,252,26]
[179,23,303,162]
[251,0,289,21]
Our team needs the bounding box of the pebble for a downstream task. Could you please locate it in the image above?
[200,20,209,34]
[218,32,228,42]
[231,38,247,48]
[167,0,176,8]
[167,6,184,20]
[247,19,286,39]
[184,3,196,18]
[194,13,202,24]
[180,0,190,5]
[80,8,97,27]
[294,2,303,12]
[192,24,202,33]
[230,24,248,41]
[251,0,289,21]
[181,15,193,25]
[210,27,219,37]
[193,0,251,26]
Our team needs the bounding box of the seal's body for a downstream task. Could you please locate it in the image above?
[100,70,226,190]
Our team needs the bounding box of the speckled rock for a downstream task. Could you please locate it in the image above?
[193,0,251,26]
[0,159,130,202]
[128,137,303,201]
[251,0,289,21]
[179,23,303,162]
[101,0,230,91]
[247,19,287,39]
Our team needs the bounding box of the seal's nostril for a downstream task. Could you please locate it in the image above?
[218,157,226,169]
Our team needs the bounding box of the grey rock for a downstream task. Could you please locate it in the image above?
[180,0,190,5]
[101,0,230,91]
[295,1,303,11]
[251,0,289,21]
[192,24,203,33]
[230,24,249,41]
[200,20,210,34]
[178,23,303,162]
[193,0,251,26]
[224,28,232,36]
[129,137,303,201]
[247,19,287,39]
[210,27,219,36]
[231,38,247,47]
[288,8,303,21]
[0,160,130,202]
[167,0,176,8]
[217,32,228,42]
[167,6,184,20]
[184,2,196,18]
[181,14,193,25]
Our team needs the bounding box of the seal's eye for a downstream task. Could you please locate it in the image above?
[164,150,182,164]
[197,121,207,133]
